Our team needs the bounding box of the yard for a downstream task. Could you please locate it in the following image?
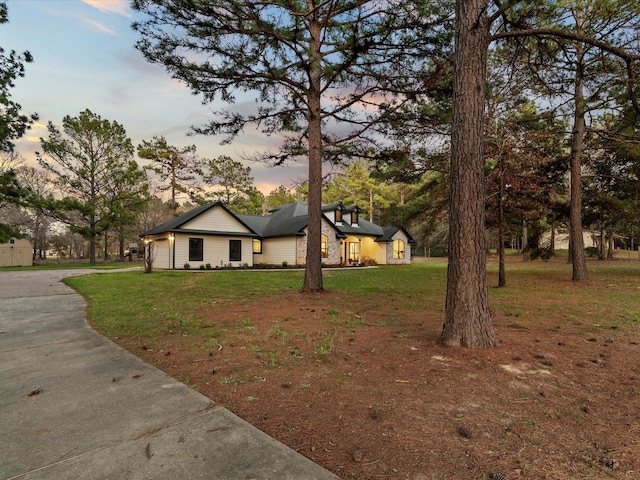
[66,256,640,480]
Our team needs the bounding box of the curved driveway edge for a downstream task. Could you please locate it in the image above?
[0,269,337,480]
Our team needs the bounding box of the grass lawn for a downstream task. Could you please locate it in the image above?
[65,256,640,480]
[1,261,141,271]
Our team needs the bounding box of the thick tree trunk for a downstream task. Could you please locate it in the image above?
[441,0,498,348]
[569,50,589,281]
[302,19,324,293]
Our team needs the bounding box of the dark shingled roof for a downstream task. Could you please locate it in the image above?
[338,217,383,237]
[238,203,310,238]
[235,214,271,236]
[377,226,417,244]
[246,202,382,239]
[141,201,412,243]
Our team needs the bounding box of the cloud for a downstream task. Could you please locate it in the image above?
[83,18,116,35]
[81,0,130,17]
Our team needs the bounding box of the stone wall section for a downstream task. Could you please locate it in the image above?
[296,220,342,265]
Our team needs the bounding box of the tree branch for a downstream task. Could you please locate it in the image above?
[491,29,640,62]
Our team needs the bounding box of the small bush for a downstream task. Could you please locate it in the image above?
[183,263,191,270]
[585,247,598,258]
[530,247,554,261]
[205,263,212,270]
[199,264,206,270]
[282,261,288,268]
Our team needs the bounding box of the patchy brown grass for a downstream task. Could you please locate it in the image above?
[95,257,640,480]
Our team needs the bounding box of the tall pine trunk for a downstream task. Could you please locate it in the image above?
[441,0,498,348]
[569,47,589,281]
[302,19,324,293]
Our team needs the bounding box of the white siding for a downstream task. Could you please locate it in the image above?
[150,239,171,269]
[260,237,297,265]
[174,234,253,268]
[183,205,252,233]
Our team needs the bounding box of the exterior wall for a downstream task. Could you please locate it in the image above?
[373,240,388,265]
[149,234,253,269]
[360,237,383,265]
[0,238,32,267]
[385,231,411,265]
[182,205,252,233]
[296,221,341,266]
[341,235,386,265]
[541,230,599,250]
[150,238,171,269]
[256,237,297,265]
[325,233,341,265]
[296,234,305,265]
[174,234,253,268]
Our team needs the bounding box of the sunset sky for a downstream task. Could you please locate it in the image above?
[2,0,306,194]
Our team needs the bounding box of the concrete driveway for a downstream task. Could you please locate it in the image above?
[0,269,337,480]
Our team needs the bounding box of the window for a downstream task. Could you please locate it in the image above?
[348,242,360,263]
[252,239,262,254]
[393,239,405,259]
[335,208,343,223]
[320,235,328,258]
[229,239,242,262]
[189,238,203,261]
[351,210,359,225]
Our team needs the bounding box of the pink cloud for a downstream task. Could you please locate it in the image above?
[81,0,130,17]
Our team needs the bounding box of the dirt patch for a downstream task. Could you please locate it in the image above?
[122,275,640,480]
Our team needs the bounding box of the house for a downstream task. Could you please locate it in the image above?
[540,229,625,251]
[0,238,33,267]
[140,201,415,269]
